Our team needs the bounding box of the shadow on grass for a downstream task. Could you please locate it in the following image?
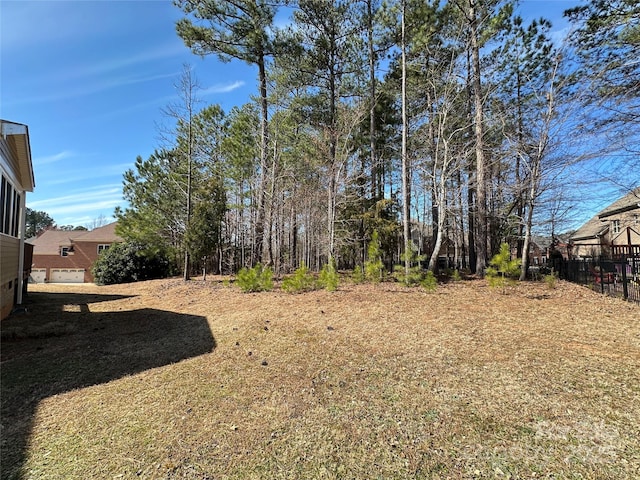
[0,290,216,480]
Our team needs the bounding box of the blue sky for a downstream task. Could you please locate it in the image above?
[1,0,580,229]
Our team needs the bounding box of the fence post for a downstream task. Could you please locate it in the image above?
[621,255,629,300]
[598,257,605,294]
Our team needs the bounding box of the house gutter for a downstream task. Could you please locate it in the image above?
[599,203,639,219]
[570,232,604,242]
[570,235,596,242]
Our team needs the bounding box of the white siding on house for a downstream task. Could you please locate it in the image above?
[1,120,34,319]
[0,235,19,285]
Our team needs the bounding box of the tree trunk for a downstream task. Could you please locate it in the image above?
[515,69,525,259]
[291,198,298,270]
[254,54,269,265]
[428,189,446,272]
[183,155,191,281]
[327,163,337,263]
[368,0,378,200]
[469,0,487,276]
[401,0,411,279]
[266,128,279,267]
[183,89,193,282]
[520,201,534,281]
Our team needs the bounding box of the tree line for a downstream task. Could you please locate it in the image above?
[114,0,639,280]
[25,209,112,237]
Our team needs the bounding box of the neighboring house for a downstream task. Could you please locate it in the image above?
[27,222,122,283]
[526,235,572,263]
[569,187,640,259]
[527,237,549,266]
[410,221,460,269]
[550,235,572,260]
[1,120,35,320]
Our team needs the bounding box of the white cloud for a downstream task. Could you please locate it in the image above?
[6,71,181,107]
[33,150,75,166]
[45,176,102,187]
[28,185,124,216]
[26,183,124,227]
[202,81,246,95]
[57,214,118,229]
[1,2,99,50]
[61,45,186,81]
[34,158,133,186]
[48,199,123,217]
[92,95,177,122]
[550,26,572,46]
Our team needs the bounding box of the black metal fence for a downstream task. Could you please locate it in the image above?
[556,255,640,304]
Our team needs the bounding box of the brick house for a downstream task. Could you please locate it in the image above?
[27,222,122,283]
[1,120,35,319]
[569,187,640,259]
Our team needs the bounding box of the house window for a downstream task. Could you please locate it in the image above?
[612,219,620,235]
[1,174,14,236]
[1,175,8,233]
[97,244,110,255]
[61,247,70,257]
[11,190,20,237]
[1,174,23,237]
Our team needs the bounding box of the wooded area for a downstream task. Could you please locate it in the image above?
[114,0,639,278]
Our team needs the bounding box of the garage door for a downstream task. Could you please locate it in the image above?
[30,269,47,283]
[50,269,85,283]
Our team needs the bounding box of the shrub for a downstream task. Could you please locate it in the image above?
[393,246,426,286]
[92,241,171,285]
[237,264,273,293]
[486,243,521,293]
[318,259,339,292]
[365,231,384,283]
[282,262,317,293]
[451,269,462,282]
[351,265,365,284]
[421,270,438,292]
[544,270,558,289]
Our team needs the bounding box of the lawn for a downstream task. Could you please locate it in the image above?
[1,278,639,479]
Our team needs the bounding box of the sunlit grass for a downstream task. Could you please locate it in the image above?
[2,279,638,479]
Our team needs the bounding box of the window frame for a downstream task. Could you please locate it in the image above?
[1,174,14,235]
[1,173,23,238]
[612,219,621,235]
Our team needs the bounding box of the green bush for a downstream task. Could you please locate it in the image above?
[318,259,339,292]
[365,231,384,283]
[544,269,558,289]
[92,241,171,285]
[393,246,426,286]
[486,243,521,293]
[421,270,438,292]
[237,264,273,293]
[442,268,462,282]
[351,265,365,284]
[282,262,317,293]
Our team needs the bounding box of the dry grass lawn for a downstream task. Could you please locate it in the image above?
[1,278,639,479]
